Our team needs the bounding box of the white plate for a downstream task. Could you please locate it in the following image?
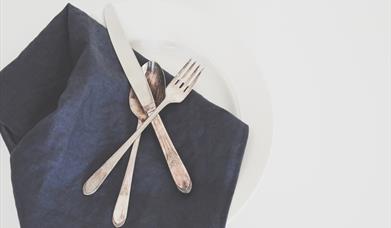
[116,0,273,223]
[131,39,270,222]
[114,0,272,225]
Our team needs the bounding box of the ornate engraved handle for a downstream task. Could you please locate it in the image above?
[112,122,141,227]
[82,135,135,195]
[151,115,192,193]
[83,100,192,195]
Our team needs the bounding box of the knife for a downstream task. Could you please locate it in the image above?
[104,5,192,193]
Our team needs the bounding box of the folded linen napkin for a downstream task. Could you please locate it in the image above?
[0,4,249,228]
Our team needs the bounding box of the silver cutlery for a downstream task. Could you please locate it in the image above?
[82,4,193,195]
[112,61,166,227]
[106,58,202,171]
[84,58,202,194]
[83,58,202,195]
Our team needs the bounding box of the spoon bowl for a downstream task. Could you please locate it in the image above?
[129,61,166,120]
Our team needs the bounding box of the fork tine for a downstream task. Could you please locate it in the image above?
[183,64,200,87]
[185,65,200,83]
[184,68,203,92]
[179,61,197,81]
[175,59,192,79]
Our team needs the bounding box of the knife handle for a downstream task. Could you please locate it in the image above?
[151,115,192,193]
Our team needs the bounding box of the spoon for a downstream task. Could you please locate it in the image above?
[83,60,192,196]
[112,61,165,227]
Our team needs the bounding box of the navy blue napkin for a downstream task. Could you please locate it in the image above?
[0,4,249,228]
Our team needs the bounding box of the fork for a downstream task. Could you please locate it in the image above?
[83,60,203,195]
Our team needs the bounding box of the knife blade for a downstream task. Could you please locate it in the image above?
[104,5,156,111]
[103,4,192,194]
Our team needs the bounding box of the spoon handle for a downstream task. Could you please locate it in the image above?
[151,116,192,193]
[112,121,142,227]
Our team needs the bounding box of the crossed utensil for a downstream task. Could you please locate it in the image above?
[84,59,202,226]
[83,5,203,227]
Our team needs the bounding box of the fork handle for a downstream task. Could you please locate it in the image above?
[83,100,168,195]
[151,115,192,193]
[83,133,135,195]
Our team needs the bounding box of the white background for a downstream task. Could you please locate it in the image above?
[1,0,390,227]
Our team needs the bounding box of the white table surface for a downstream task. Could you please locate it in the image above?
[1,0,390,227]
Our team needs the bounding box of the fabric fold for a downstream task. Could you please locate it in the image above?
[0,4,249,228]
